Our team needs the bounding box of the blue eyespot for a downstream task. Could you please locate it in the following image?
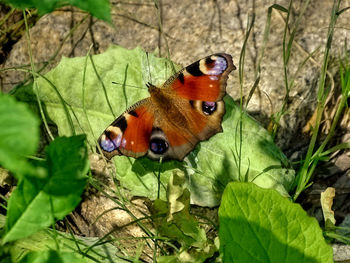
[149,138,169,154]
[202,101,217,115]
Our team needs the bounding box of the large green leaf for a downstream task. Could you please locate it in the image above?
[3,0,111,22]
[219,182,333,263]
[0,93,39,178]
[3,135,88,244]
[23,45,294,206]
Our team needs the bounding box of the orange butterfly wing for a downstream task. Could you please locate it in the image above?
[98,99,154,159]
[163,53,234,101]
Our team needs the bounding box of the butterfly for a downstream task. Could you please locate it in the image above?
[97,53,235,161]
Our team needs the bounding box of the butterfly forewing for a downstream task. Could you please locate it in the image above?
[163,53,235,101]
[98,99,154,159]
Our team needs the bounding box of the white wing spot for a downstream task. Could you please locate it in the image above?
[121,138,127,148]
[115,135,122,147]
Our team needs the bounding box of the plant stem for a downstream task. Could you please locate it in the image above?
[23,10,55,141]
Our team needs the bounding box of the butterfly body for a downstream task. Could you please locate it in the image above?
[98,53,235,161]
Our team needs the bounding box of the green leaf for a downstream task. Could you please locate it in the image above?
[3,0,111,22]
[45,135,89,195]
[152,172,217,262]
[219,182,333,263]
[19,250,86,263]
[3,135,88,244]
[0,93,39,178]
[151,172,207,248]
[69,0,111,22]
[269,4,289,13]
[25,45,294,206]
[114,157,183,202]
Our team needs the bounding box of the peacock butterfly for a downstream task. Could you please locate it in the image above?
[97,53,236,161]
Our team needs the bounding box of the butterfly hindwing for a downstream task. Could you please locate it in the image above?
[153,99,226,160]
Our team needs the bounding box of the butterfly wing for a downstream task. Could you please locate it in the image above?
[162,53,235,101]
[98,98,154,159]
